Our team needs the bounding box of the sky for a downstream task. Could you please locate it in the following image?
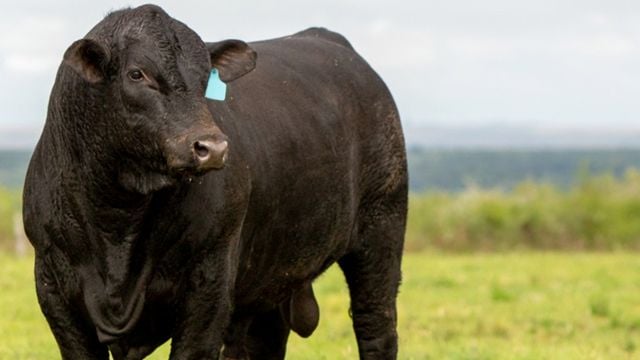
[1,0,640,147]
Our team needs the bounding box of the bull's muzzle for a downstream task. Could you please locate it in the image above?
[192,136,228,170]
[165,130,229,175]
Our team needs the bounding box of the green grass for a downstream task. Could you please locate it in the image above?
[2,253,640,359]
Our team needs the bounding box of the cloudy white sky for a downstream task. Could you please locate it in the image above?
[1,0,640,147]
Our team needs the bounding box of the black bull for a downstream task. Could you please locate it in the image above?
[23,4,407,359]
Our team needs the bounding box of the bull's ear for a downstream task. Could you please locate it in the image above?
[63,39,110,83]
[206,40,257,82]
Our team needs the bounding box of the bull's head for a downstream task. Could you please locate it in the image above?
[60,4,256,194]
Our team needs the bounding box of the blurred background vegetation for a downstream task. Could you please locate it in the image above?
[407,169,640,251]
[3,148,640,254]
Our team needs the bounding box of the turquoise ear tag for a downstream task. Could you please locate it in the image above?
[205,68,227,101]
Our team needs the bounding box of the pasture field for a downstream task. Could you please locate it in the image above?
[2,253,640,359]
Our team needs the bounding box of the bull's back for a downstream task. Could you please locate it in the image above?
[208,29,405,306]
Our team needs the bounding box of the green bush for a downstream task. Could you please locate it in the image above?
[0,187,22,253]
[406,169,640,251]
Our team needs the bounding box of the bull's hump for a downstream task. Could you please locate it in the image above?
[292,27,354,50]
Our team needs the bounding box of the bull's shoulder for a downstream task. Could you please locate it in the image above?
[292,27,354,51]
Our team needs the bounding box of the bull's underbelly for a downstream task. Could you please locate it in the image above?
[233,218,354,310]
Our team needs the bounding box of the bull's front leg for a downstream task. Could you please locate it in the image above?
[169,250,234,360]
[35,255,109,360]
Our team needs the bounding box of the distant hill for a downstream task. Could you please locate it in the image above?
[408,148,640,192]
[3,148,640,192]
[0,150,31,189]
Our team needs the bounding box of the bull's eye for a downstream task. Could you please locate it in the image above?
[128,70,144,82]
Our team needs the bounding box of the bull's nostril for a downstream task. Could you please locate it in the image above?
[192,139,228,170]
[194,141,210,159]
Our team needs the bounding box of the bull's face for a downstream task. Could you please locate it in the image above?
[61,5,256,194]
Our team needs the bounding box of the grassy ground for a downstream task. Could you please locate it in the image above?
[2,253,640,359]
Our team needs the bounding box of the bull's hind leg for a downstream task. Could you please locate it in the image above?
[244,309,291,359]
[339,190,407,359]
[222,308,291,360]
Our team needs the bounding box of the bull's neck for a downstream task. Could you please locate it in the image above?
[44,125,152,224]
[43,119,156,258]
[49,141,155,283]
